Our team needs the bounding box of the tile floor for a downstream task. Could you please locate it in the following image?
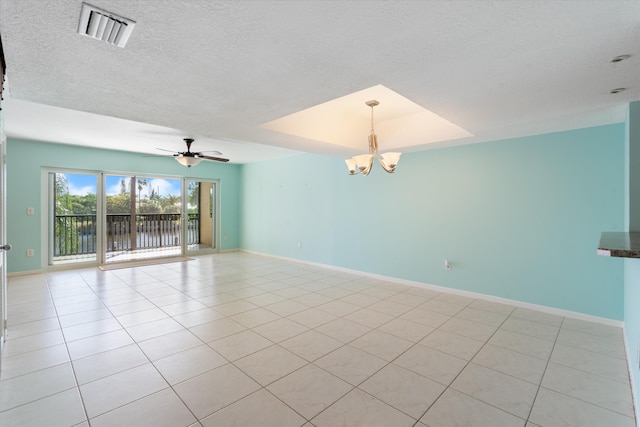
[0,252,636,427]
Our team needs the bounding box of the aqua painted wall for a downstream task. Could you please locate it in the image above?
[240,124,626,320]
[6,139,241,273]
[624,101,640,420]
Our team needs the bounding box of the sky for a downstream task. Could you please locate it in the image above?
[63,173,181,197]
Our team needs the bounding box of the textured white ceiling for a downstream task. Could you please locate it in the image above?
[0,0,638,163]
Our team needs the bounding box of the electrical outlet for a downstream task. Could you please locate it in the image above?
[26,249,34,257]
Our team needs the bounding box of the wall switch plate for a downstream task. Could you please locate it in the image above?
[27,207,34,215]
[26,249,34,257]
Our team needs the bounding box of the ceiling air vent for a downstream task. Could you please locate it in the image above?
[77,3,136,48]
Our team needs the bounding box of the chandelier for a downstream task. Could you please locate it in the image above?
[345,100,401,175]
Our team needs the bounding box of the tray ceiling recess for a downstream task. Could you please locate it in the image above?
[77,2,136,48]
[261,85,474,151]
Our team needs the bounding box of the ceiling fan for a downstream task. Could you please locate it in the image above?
[158,138,229,167]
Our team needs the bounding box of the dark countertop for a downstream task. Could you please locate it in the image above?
[598,232,640,258]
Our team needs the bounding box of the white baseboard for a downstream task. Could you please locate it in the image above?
[8,269,43,277]
[240,249,623,327]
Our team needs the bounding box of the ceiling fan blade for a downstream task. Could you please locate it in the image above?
[197,154,230,163]
[156,147,178,153]
[197,150,223,156]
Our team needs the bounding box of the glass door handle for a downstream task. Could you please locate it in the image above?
[0,244,11,250]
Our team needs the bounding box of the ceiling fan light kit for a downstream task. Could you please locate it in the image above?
[346,100,401,175]
[159,138,229,167]
[176,155,202,167]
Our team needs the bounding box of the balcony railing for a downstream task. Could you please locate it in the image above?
[54,213,200,257]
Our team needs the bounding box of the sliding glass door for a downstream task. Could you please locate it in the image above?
[104,175,182,263]
[50,172,98,265]
[48,171,219,266]
[186,179,218,255]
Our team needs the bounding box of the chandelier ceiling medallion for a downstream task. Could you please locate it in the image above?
[345,100,401,175]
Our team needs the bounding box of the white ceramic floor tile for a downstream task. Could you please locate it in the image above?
[359,363,446,419]
[80,363,169,418]
[556,328,626,359]
[432,293,474,306]
[173,363,261,419]
[89,388,197,427]
[314,345,387,386]
[244,291,287,306]
[472,344,547,384]
[349,330,413,361]
[0,343,70,379]
[312,388,415,427]
[314,317,372,343]
[394,344,467,386]
[451,363,538,419]
[2,329,65,357]
[4,317,61,339]
[439,317,497,342]
[345,308,395,329]
[339,291,381,307]
[400,307,452,328]
[0,388,87,427]
[377,318,434,343]
[62,318,122,342]
[561,317,623,339]
[72,343,150,385]
[280,330,343,362]
[420,329,484,360]
[208,329,273,361]
[57,308,113,328]
[550,343,630,384]
[541,362,634,417]
[287,307,338,329]
[487,329,554,360]
[66,329,134,360]
[106,300,156,317]
[455,306,509,327]
[200,389,306,427]
[421,388,525,427]
[252,317,309,343]
[153,344,227,385]
[529,387,635,427]
[173,308,225,328]
[234,344,308,386]
[316,299,361,317]
[500,317,559,342]
[212,300,260,316]
[138,328,203,361]
[468,300,515,315]
[0,362,77,411]
[366,300,413,317]
[230,307,281,328]
[116,307,169,328]
[125,317,185,342]
[3,253,635,427]
[188,317,247,342]
[267,364,353,419]
[509,307,563,327]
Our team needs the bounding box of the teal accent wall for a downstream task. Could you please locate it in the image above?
[6,139,241,273]
[624,101,640,419]
[241,124,625,319]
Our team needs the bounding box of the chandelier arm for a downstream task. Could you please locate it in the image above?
[376,152,396,173]
[362,155,373,175]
